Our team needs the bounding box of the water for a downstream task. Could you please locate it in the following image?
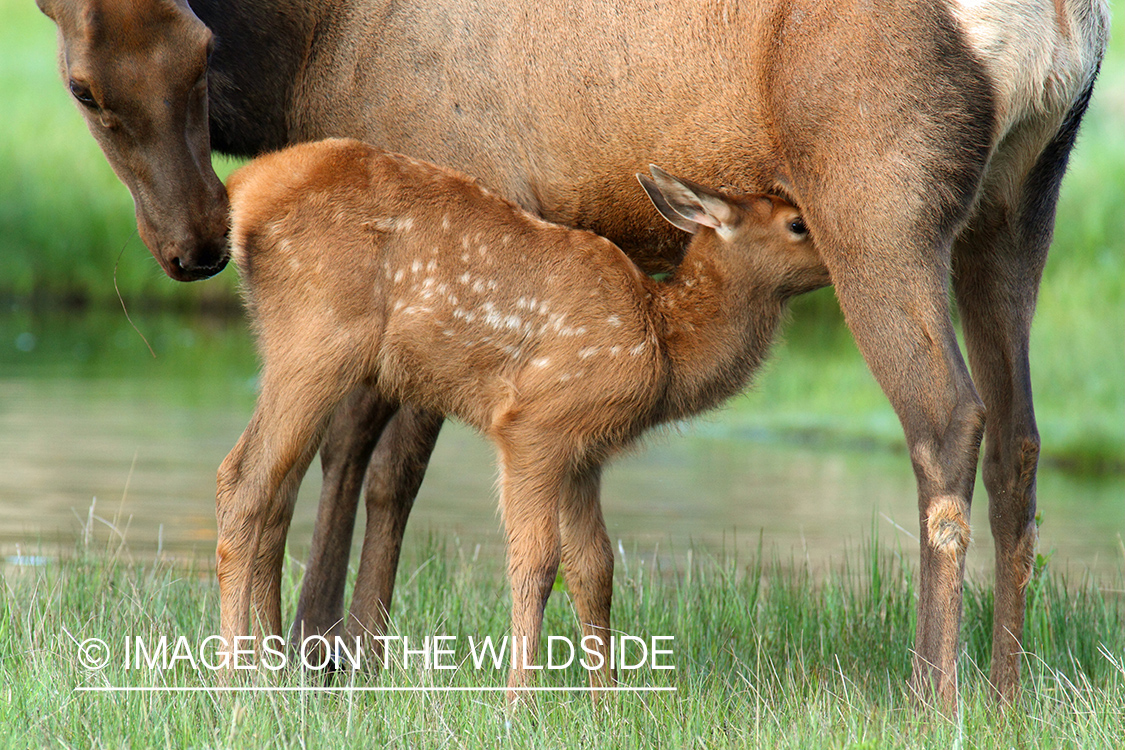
[1,309,1122,578]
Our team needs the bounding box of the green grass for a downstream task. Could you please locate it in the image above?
[2,528,1122,748]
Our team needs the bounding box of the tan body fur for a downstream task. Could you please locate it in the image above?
[222,138,827,695]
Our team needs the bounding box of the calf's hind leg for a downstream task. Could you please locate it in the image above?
[216,361,353,645]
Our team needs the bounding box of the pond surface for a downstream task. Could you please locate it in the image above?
[1,309,1122,579]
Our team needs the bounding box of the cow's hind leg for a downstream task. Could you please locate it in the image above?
[800,178,987,708]
[832,252,984,709]
[952,85,1096,703]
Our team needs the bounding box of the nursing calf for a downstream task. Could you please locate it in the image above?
[219,137,828,694]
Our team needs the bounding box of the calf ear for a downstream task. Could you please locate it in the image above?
[641,165,735,232]
[637,173,700,233]
[36,0,57,19]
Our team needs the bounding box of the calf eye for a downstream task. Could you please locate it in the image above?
[69,80,98,109]
[788,217,808,237]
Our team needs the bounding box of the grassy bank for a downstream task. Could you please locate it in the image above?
[1,530,1122,748]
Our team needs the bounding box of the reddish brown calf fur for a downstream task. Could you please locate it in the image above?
[219,137,828,696]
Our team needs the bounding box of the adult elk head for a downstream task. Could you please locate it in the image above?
[38,0,229,280]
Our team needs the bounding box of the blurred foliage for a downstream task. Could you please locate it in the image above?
[2,0,1121,468]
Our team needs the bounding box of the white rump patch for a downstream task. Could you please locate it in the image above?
[951,0,1106,135]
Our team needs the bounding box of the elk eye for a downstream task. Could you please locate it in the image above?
[788,217,808,237]
[69,80,98,109]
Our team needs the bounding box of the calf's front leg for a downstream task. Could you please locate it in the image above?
[559,464,614,691]
[494,432,567,703]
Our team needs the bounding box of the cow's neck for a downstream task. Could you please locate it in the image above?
[189,0,329,156]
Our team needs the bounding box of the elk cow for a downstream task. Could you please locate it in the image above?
[222,138,830,695]
[37,0,1109,706]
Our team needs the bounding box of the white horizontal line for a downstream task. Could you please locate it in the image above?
[74,686,677,693]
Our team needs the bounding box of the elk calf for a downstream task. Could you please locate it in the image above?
[219,137,828,694]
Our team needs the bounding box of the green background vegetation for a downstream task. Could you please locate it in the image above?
[3,0,1122,470]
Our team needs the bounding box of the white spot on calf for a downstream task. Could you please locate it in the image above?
[629,342,647,356]
[531,357,550,368]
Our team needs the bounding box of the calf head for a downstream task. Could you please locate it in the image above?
[638,166,830,297]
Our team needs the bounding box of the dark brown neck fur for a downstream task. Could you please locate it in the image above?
[189,0,322,155]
